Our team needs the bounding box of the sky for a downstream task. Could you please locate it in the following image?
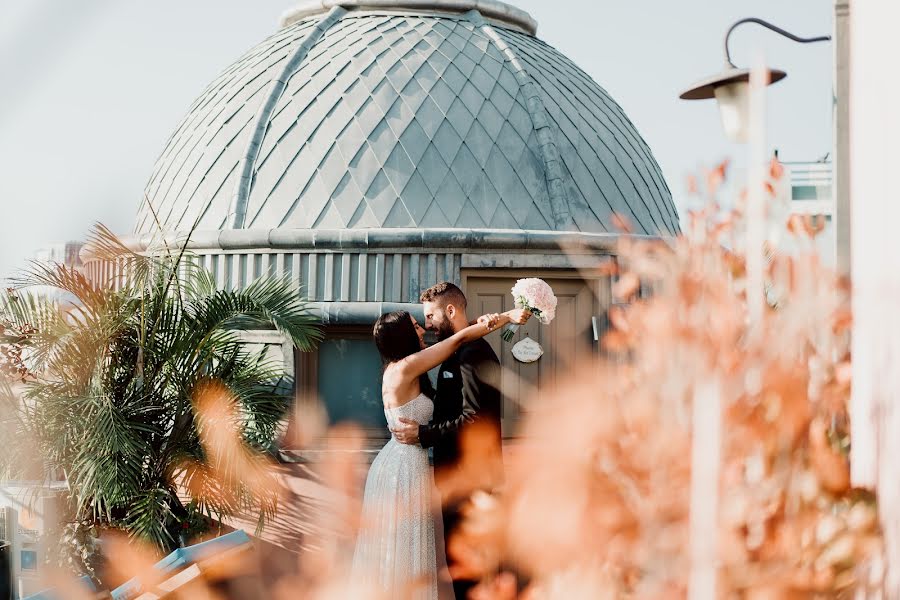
[0,0,834,281]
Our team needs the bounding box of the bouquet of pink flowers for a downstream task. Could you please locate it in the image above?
[501,278,557,342]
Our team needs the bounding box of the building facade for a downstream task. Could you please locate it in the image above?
[1,243,83,597]
[782,160,835,266]
[94,0,681,436]
[0,483,67,599]
[31,243,83,270]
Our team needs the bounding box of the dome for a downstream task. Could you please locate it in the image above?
[136,0,679,237]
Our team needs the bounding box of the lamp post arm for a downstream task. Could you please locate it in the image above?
[724,17,831,67]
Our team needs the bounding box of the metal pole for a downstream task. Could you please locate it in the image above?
[724,17,832,67]
[746,58,768,328]
[833,0,852,277]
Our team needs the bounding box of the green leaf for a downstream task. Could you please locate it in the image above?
[9,224,322,551]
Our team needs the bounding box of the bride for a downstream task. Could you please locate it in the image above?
[351,308,530,599]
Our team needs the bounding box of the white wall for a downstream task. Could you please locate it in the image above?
[849,0,900,592]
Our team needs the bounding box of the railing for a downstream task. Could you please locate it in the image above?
[785,161,833,188]
[82,228,625,302]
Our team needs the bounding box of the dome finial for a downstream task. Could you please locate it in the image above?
[280,0,538,35]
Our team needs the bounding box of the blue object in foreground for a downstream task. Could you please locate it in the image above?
[110,529,251,600]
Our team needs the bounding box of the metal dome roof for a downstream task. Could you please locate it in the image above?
[136,1,679,237]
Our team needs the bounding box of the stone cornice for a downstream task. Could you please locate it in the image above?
[110,228,650,257]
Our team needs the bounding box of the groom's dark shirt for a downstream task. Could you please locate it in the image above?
[418,338,502,476]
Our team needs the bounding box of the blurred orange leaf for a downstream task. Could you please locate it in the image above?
[612,272,640,301]
[770,156,785,180]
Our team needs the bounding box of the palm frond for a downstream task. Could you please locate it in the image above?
[182,263,218,300]
[0,289,72,372]
[12,261,107,310]
[83,223,159,291]
[187,277,323,352]
[0,377,26,478]
[13,221,322,551]
[125,486,177,549]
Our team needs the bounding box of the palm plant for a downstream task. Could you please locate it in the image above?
[0,225,322,552]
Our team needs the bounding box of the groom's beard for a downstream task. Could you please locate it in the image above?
[435,321,455,341]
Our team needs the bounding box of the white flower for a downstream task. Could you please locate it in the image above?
[510,278,557,325]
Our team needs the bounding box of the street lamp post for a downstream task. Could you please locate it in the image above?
[679,18,832,600]
[679,18,831,143]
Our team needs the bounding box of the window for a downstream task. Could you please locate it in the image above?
[20,549,37,571]
[297,328,387,437]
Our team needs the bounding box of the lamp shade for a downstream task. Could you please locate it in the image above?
[680,66,786,143]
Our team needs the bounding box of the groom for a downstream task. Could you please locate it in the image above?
[392,281,505,598]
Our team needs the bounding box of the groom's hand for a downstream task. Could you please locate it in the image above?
[392,418,420,445]
[508,308,532,324]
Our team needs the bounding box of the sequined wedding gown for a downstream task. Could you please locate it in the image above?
[351,394,440,599]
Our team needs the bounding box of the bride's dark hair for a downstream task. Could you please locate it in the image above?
[373,311,434,399]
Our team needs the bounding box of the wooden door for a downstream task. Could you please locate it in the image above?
[463,271,603,435]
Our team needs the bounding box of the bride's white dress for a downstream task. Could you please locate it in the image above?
[351,393,440,599]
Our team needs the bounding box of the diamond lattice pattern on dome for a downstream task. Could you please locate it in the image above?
[137,11,678,236]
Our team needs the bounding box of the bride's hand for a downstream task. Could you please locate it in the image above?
[506,308,532,325]
[477,313,502,330]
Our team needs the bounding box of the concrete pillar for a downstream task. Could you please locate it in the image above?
[849,0,900,592]
[833,0,851,275]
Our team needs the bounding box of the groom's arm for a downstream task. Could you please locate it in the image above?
[418,346,501,449]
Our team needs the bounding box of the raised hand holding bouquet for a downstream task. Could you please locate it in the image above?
[501,278,557,342]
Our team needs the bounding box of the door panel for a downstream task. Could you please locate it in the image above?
[464,272,600,435]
